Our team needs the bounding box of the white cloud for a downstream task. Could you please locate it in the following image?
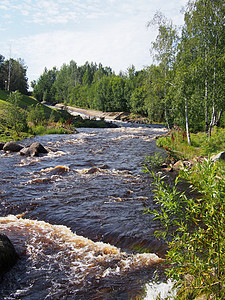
[0,0,186,85]
[6,15,155,83]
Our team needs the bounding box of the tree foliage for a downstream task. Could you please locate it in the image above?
[5,0,221,135]
[0,58,28,94]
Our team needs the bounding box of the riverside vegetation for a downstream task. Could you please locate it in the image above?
[143,128,225,299]
[0,90,112,142]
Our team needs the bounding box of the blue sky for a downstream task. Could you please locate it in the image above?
[0,0,187,86]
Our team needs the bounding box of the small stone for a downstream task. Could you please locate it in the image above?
[211,152,225,162]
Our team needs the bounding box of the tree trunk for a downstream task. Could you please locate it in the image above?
[185,97,191,145]
[164,107,170,130]
[208,34,218,137]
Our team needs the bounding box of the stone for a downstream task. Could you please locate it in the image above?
[3,142,23,152]
[29,142,48,154]
[0,234,18,275]
[20,142,48,157]
[20,146,39,157]
[211,152,225,162]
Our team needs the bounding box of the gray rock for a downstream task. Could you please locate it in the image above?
[0,234,18,275]
[211,152,225,162]
[3,142,23,152]
[20,146,39,157]
[30,142,48,154]
[20,142,48,157]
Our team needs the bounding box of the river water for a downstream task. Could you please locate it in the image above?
[0,123,173,299]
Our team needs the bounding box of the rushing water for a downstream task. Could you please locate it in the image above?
[0,123,173,299]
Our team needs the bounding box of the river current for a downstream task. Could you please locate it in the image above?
[0,123,173,299]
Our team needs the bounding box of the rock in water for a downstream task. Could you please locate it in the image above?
[20,142,48,157]
[0,234,18,275]
[3,142,23,152]
[30,142,48,154]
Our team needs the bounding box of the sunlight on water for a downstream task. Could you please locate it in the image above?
[0,125,169,298]
[144,279,176,299]
[0,215,163,274]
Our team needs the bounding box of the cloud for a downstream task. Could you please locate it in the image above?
[0,0,186,85]
[7,15,155,83]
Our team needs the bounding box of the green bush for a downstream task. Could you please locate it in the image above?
[144,160,225,299]
[27,103,46,126]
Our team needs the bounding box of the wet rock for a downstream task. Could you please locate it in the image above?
[0,234,18,275]
[0,142,5,150]
[86,167,100,174]
[43,166,70,175]
[30,142,48,154]
[99,164,110,169]
[20,146,39,157]
[211,151,225,162]
[3,142,23,152]
[20,142,48,157]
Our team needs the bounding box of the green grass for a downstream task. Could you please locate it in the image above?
[156,127,225,160]
[0,89,53,116]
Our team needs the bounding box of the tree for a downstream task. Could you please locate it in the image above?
[0,58,28,94]
[27,103,46,126]
[183,0,225,134]
[147,11,179,129]
[111,76,127,111]
[130,86,147,115]
[3,91,28,135]
[32,67,57,104]
[94,75,112,111]
[144,64,166,123]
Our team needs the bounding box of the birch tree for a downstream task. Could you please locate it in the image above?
[147,11,179,129]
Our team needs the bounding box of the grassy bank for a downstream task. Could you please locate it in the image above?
[156,127,225,160]
[144,127,225,299]
[0,90,114,142]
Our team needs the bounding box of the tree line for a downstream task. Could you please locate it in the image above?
[1,0,224,137]
[0,55,28,94]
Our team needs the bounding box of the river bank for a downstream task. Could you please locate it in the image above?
[146,127,225,299]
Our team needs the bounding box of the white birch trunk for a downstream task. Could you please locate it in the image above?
[185,97,191,145]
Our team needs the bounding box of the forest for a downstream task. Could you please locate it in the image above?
[0,0,224,138]
[27,0,224,138]
[0,0,225,298]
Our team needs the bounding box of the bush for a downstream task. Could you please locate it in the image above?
[4,91,28,135]
[144,160,225,299]
[27,103,46,126]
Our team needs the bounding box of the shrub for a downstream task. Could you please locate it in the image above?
[144,160,225,299]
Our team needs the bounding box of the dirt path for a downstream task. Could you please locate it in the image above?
[55,104,124,120]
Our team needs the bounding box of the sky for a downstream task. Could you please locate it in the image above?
[0,0,187,87]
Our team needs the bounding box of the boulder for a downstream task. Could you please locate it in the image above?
[0,234,18,275]
[30,142,48,154]
[211,152,225,162]
[0,142,4,150]
[3,142,23,152]
[20,142,48,157]
[20,146,39,157]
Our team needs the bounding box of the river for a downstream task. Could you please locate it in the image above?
[0,122,174,299]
